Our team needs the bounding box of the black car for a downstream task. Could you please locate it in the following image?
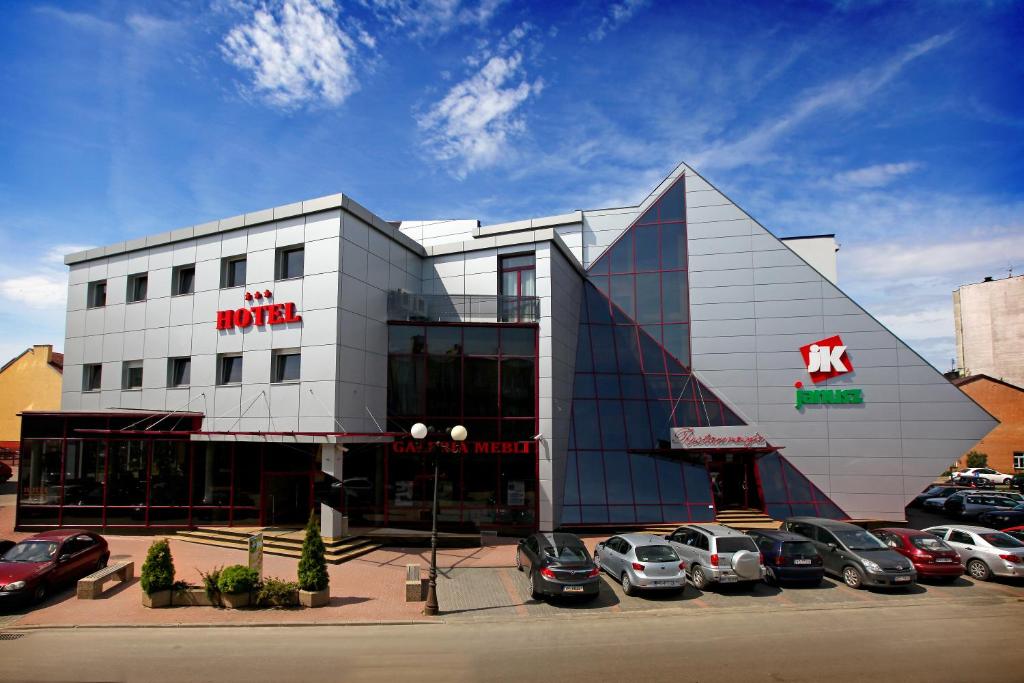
[516,532,600,600]
[978,504,1024,529]
[944,492,1017,520]
[953,474,995,489]
[909,484,970,509]
[1012,474,1024,494]
[747,530,824,585]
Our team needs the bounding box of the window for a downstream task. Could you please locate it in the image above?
[82,364,102,391]
[168,357,191,387]
[221,256,247,288]
[272,349,301,383]
[787,523,815,540]
[218,354,242,385]
[693,532,710,551]
[948,530,974,545]
[126,273,148,303]
[87,280,106,308]
[927,528,948,539]
[1014,453,1023,471]
[499,253,536,322]
[276,246,304,280]
[172,264,195,296]
[122,360,143,390]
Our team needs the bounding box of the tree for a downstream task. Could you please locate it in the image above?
[965,451,988,468]
[297,510,329,592]
[140,539,175,595]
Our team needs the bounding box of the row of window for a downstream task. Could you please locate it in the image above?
[85,246,305,308]
[81,350,301,391]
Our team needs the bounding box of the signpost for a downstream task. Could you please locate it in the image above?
[248,532,264,579]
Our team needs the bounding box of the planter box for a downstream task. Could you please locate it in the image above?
[142,589,171,608]
[299,588,329,608]
[172,587,216,607]
[219,591,251,609]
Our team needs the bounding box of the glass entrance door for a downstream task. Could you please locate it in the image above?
[706,454,762,511]
[263,474,311,527]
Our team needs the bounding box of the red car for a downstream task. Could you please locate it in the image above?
[1003,525,1024,543]
[0,530,109,607]
[872,528,963,581]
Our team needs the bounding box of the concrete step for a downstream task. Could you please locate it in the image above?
[175,531,381,564]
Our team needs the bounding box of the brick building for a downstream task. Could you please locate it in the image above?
[952,374,1024,474]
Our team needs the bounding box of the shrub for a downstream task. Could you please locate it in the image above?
[217,564,259,595]
[965,451,988,468]
[255,576,299,607]
[200,566,223,603]
[297,510,329,592]
[140,539,175,595]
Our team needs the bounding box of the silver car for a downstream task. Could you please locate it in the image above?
[594,534,687,596]
[923,525,1024,581]
[666,524,765,590]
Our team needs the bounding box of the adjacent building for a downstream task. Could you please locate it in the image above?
[0,344,63,453]
[953,274,1024,388]
[16,162,996,536]
[952,375,1024,475]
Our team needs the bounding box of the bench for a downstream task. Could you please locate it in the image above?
[77,561,134,600]
[405,563,424,602]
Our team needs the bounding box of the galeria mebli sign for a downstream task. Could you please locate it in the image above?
[216,290,302,330]
[795,334,864,410]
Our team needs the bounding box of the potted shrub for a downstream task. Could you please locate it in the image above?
[141,539,175,608]
[255,576,299,608]
[216,564,259,609]
[297,510,330,607]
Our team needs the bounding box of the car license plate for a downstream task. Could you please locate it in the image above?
[563,585,584,593]
[719,575,737,583]
[653,580,674,586]
[936,558,953,563]
[894,576,911,583]
[794,559,812,565]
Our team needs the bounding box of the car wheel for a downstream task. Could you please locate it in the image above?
[765,567,777,586]
[96,555,108,571]
[691,566,708,591]
[33,583,48,604]
[967,559,991,582]
[530,572,541,599]
[842,566,864,589]
[515,548,523,572]
[1003,478,1013,486]
[621,572,636,596]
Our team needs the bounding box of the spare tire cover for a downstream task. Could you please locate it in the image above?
[731,549,760,580]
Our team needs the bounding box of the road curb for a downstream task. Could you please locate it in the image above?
[4,619,444,631]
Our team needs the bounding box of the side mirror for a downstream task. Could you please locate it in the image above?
[827,543,838,552]
[58,554,71,563]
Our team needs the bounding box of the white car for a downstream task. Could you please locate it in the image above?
[954,468,1014,486]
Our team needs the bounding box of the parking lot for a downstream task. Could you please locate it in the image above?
[436,564,1024,622]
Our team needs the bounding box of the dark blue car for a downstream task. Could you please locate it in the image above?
[748,530,824,585]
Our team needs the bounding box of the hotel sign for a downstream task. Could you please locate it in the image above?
[671,427,769,450]
[216,290,302,330]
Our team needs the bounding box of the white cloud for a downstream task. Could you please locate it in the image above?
[691,32,954,170]
[419,52,543,177]
[0,274,67,310]
[833,161,920,188]
[363,0,505,38]
[222,0,366,108]
[842,233,1024,280]
[589,0,649,41]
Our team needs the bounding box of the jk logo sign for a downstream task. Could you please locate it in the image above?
[799,335,853,383]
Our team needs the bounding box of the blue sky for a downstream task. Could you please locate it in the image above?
[1,0,1022,370]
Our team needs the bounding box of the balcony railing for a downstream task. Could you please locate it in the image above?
[388,291,540,323]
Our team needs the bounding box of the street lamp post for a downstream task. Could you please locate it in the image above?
[411,422,467,616]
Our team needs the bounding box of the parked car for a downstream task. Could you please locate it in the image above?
[665,524,765,590]
[923,490,969,512]
[943,492,1018,520]
[871,528,963,582]
[978,504,1024,529]
[954,474,996,489]
[747,529,824,585]
[909,484,969,509]
[923,525,1024,581]
[781,517,916,589]
[1002,526,1024,543]
[953,468,1014,486]
[516,532,600,600]
[0,461,11,484]
[1011,474,1024,494]
[0,530,109,607]
[594,534,687,596]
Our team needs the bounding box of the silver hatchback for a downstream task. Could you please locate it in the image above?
[923,525,1024,581]
[594,534,687,596]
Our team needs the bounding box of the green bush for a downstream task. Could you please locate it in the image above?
[200,566,223,603]
[297,510,329,592]
[965,451,988,468]
[217,564,259,595]
[140,539,175,595]
[255,576,299,607]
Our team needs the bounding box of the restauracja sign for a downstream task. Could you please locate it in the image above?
[216,290,302,330]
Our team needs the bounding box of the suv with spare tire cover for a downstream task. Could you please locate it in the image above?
[665,524,765,590]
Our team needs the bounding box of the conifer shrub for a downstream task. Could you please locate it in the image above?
[297,510,329,592]
[140,539,175,595]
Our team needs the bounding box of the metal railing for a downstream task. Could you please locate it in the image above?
[388,291,540,323]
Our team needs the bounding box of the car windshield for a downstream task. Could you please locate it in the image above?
[781,541,818,557]
[834,529,887,551]
[979,533,1024,549]
[635,545,679,562]
[2,541,58,562]
[910,536,951,552]
[716,537,758,553]
[544,544,589,562]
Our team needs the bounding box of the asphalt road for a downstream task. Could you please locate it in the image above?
[1,597,1021,683]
